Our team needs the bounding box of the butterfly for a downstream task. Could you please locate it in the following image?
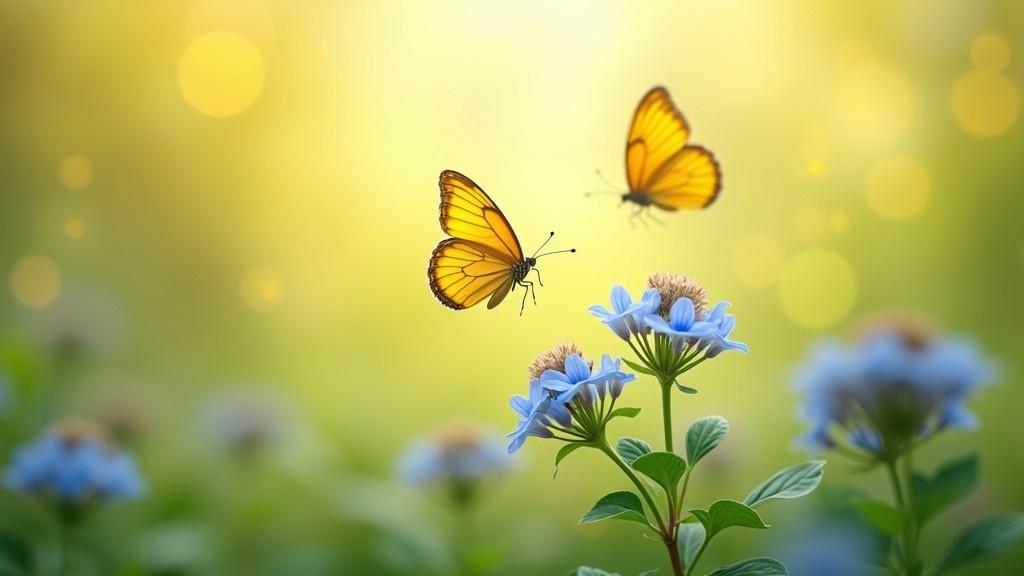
[428,170,574,314]
[595,87,721,219]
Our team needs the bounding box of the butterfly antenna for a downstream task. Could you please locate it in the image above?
[535,248,576,259]
[531,231,555,258]
[585,169,625,198]
[595,169,618,189]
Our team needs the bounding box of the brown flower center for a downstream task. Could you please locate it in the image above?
[646,272,708,319]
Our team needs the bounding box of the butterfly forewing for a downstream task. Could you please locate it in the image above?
[625,87,720,211]
[438,170,523,260]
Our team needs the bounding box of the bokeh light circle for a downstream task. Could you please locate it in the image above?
[864,155,930,220]
[829,211,850,235]
[970,33,1011,71]
[65,216,88,240]
[240,267,284,311]
[179,31,265,118]
[60,155,92,190]
[837,62,916,144]
[777,249,857,329]
[951,69,1019,138]
[732,236,785,288]
[10,255,62,309]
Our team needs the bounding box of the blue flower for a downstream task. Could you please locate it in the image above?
[507,378,557,453]
[794,323,996,457]
[399,426,513,487]
[589,286,660,340]
[701,302,750,358]
[508,346,637,453]
[539,354,633,404]
[5,427,144,503]
[645,297,717,352]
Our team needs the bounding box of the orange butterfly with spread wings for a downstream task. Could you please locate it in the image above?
[428,170,574,314]
[598,86,721,218]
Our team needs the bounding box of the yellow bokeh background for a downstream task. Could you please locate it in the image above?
[1,1,1022,574]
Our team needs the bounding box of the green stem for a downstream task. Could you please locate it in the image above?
[885,457,921,576]
[660,379,674,453]
[596,438,666,534]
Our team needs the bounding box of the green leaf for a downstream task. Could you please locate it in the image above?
[937,513,1024,574]
[674,380,699,394]
[616,437,652,465]
[0,531,31,576]
[608,407,641,420]
[580,491,649,526]
[622,358,656,375]
[852,498,902,537]
[554,443,587,478]
[912,454,979,525]
[632,451,687,494]
[691,499,769,541]
[569,567,621,576]
[685,416,729,466]
[743,461,825,508]
[706,557,788,576]
[677,522,705,567]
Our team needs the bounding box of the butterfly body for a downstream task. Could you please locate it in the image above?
[622,191,653,207]
[427,170,570,313]
[619,87,721,213]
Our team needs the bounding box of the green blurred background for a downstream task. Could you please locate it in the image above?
[1,0,1022,574]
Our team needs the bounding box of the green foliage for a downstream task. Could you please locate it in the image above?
[676,522,705,567]
[743,461,825,509]
[632,452,687,494]
[608,407,642,421]
[554,443,589,477]
[685,416,729,467]
[852,498,903,537]
[912,454,979,525]
[705,557,788,576]
[691,500,769,541]
[937,514,1024,574]
[622,358,655,376]
[0,531,31,576]
[616,437,652,465]
[570,567,621,576]
[580,491,649,526]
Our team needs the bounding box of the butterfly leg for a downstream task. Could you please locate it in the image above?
[630,206,650,229]
[532,267,544,287]
[643,209,665,226]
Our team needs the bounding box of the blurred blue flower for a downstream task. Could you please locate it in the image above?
[588,285,660,340]
[398,425,513,488]
[795,321,996,458]
[777,523,875,576]
[5,422,144,504]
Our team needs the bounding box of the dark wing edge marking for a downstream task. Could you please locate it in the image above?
[427,238,513,310]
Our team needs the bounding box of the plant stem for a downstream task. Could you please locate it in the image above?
[596,439,666,533]
[885,456,921,576]
[660,379,674,453]
[666,528,685,576]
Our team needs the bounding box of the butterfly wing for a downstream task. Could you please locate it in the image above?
[625,87,720,210]
[643,146,721,211]
[429,238,517,309]
[429,170,524,310]
[438,170,524,261]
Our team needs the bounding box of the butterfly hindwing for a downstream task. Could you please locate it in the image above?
[625,87,720,210]
[428,238,518,310]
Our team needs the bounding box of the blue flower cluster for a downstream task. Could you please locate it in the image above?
[399,426,513,486]
[5,427,144,503]
[795,324,996,457]
[508,348,635,453]
[589,284,748,358]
